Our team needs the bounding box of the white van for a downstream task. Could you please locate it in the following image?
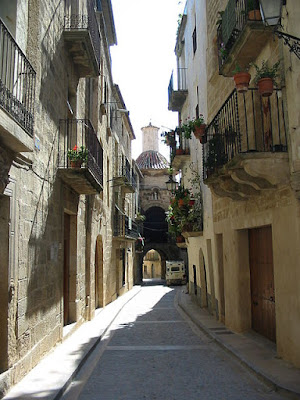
[166,261,186,286]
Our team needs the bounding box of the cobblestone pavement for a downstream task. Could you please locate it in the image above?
[61,285,285,400]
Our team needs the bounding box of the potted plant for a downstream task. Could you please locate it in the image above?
[67,145,88,168]
[160,130,175,146]
[232,64,251,93]
[252,60,280,97]
[203,134,228,177]
[247,0,261,20]
[182,115,206,140]
[135,212,146,222]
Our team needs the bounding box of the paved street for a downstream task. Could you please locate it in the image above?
[61,284,285,400]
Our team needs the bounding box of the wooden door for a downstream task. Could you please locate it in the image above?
[249,226,276,342]
[63,214,70,326]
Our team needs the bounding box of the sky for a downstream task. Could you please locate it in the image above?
[110,0,184,160]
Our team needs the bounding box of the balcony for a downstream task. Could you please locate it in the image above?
[58,119,103,194]
[217,0,272,76]
[203,89,289,201]
[63,2,101,77]
[171,129,190,171]
[168,68,188,111]
[113,157,136,193]
[114,211,139,241]
[0,19,36,152]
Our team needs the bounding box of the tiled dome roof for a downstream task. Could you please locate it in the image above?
[136,150,169,170]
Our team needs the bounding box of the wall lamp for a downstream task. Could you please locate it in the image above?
[165,175,178,192]
[259,0,300,59]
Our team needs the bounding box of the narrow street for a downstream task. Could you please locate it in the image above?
[61,284,285,400]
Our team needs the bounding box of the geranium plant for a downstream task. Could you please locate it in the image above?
[181,115,205,139]
[67,145,88,163]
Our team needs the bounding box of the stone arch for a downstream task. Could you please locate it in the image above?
[137,242,182,282]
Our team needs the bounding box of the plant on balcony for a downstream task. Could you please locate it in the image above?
[219,42,229,64]
[246,0,261,20]
[67,145,88,167]
[181,115,206,140]
[160,130,175,146]
[252,60,280,97]
[135,212,146,222]
[204,134,228,177]
[232,64,251,93]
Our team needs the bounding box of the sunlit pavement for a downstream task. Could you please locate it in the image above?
[4,284,300,400]
[61,285,286,400]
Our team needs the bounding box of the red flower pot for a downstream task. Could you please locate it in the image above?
[257,77,274,97]
[189,200,195,206]
[176,149,184,155]
[193,124,206,139]
[176,235,185,243]
[248,10,262,21]
[70,160,82,168]
[233,72,251,93]
[178,198,184,207]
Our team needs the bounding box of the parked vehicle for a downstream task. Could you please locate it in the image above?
[166,261,186,286]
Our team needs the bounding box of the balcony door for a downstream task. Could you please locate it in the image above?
[249,226,276,342]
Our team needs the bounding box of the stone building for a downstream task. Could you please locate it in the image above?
[168,0,300,368]
[135,123,184,280]
[0,0,139,395]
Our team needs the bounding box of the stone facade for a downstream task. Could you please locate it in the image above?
[169,0,300,368]
[0,0,140,395]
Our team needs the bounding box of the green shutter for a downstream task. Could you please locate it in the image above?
[222,0,236,46]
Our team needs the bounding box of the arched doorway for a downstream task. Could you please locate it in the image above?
[143,249,162,281]
[95,236,104,308]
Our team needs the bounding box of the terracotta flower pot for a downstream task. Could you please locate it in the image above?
[70,160,82,168]
[248,10,262,21]
[178,198,185,207]
[233,72,251,93]
[176,148,184,155]
[193,124,206,139]
[176,235,185,243]
[257,77,274,97]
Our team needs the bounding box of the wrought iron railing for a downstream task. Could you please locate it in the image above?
[171,128,190,160]
[217,0,262,69]
[203,88,287,178]
[64,1,101,69]
[168,68,187,101]
[114,156,136,190]
[114,211,139,240]
[0,19,36,136]
[59,119,103,186]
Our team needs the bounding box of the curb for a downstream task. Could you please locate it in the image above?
[177,292,300,400]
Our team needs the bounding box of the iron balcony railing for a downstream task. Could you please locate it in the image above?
[217,0,261,69]
[64,0,101,69]
[114,210,139,240]
[168,68,188,101]
[59,119,103,187]
[114,156,137,191]
[171,128,190,161]
[0,19,36,136]
[203,88,287,178]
